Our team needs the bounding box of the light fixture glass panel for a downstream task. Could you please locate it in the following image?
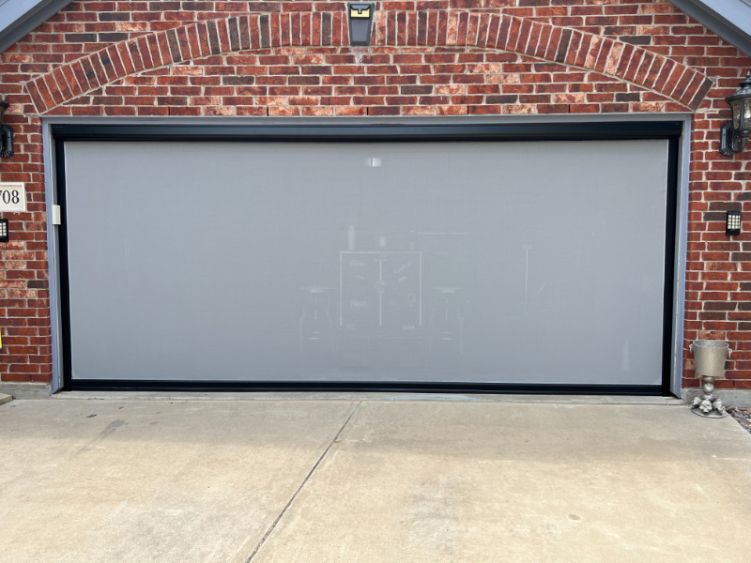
[732,100,742,129]
[743,99,751,129]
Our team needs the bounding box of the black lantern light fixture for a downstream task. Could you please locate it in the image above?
[0,100,13,158]
[720,72,751,157]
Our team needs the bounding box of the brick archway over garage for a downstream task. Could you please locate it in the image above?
[25,10,713,114]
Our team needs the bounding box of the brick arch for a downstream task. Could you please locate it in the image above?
[25,10,713,114]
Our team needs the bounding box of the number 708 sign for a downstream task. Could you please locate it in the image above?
[0,183,27,212]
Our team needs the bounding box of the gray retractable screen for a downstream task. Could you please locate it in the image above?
[64,139,669,384]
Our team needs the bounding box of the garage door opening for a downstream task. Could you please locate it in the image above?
[53,123,679,393]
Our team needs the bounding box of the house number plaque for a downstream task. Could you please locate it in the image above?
[0,182,26,212]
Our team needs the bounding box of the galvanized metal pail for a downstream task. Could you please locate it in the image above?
[690,340,731,379]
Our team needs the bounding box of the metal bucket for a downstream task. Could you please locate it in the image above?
[690,340,731,379]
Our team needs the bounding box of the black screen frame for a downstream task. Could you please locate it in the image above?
[52,121,681,395]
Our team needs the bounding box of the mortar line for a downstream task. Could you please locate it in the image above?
[244,400,362,562]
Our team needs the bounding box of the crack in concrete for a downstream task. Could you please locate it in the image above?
[243,401,361,562]
[75,419,127,455]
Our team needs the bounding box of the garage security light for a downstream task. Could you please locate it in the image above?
[720,72,751,157]
[348,3,374,46]
[726,210,742,236]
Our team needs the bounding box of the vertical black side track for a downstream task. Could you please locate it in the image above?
[661,136,680,396]
[54,139,73,390]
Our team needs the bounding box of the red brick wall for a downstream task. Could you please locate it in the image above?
[0,0,749,389]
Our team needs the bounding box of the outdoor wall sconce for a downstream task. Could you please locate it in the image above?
[720,72,751,157]
[0,100,13,158]
[726,210,742,236]
[348,3,374,46]
[0,218,8,243]
[690,340,731,418]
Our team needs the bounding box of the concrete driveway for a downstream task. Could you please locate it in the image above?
[1,394,750,562]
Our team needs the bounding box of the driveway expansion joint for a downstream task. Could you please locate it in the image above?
[243,400,362,562]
